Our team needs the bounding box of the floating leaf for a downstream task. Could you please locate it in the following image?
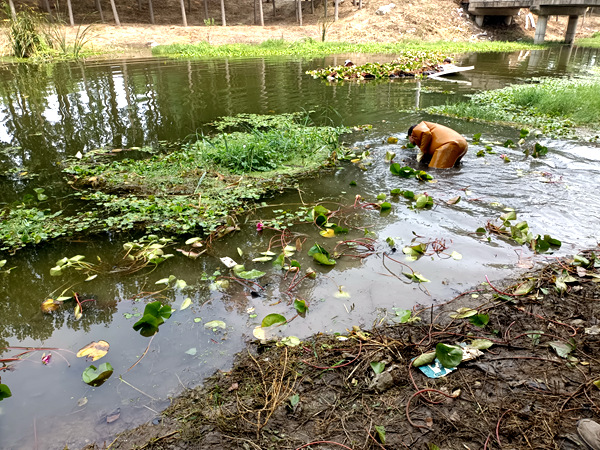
[253,326,267,341]
[82,363,114,387]
[133,301,173,336]
[204,320,226,330]
[155,278,170,285]
[85,274,98,281]
[403,272,430,283]
[261,313,287,328]
[237,269,266,280]
[279,336,301,347]
[74,304,82,320]
[370,361,386,374]
[175,279,187,289]
[380,202,392,212]
[185,237,202,245]
[394,309,412,323]
[41,298,61,313]
[237,247,244,257]
[319,228,336,238]
[180,298,192,310]
[446,196,461,205]
[0,383,12,400]
[415,194,433,209]
[450,251,462,260]
[185,347,197,356]
[49,266,62,277]
[294,299,308,314]
[193,317,202,323]
[77,340,110,361]
[385,150,396,161]
[436,343,463,369]
[252,256,273,262]
[309,244,336,266]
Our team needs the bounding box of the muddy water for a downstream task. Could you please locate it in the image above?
[0,46,599,449]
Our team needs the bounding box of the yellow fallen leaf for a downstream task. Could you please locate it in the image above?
[40,298,61,313]
[319,228,336,238]
[77,340,110,361]
[387,136,398,144]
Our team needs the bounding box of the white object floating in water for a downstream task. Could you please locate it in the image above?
[75,151,83,159]
[428,65,475,78]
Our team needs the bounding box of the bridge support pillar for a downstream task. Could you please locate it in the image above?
[564,15,579,43]
[475,15,484,26]
[533,15,548,44]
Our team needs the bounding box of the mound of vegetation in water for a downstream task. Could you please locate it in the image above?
[306,51,446,81]
[429,77,600,140]
[0,114,347,252]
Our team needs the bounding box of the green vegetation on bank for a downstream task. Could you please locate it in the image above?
[0,114,346,252]
[576,31,600,48]
[429,77,600,138]
[152,38,547,59]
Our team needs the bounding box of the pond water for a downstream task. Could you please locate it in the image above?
[1,46,599,449]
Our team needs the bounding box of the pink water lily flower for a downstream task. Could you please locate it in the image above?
[256,222,264,232]
[41,353,52,365]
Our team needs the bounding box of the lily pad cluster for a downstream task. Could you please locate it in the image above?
[306,51,447,81]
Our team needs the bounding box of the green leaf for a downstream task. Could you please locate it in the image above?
[436,343,463,369]
[272,253,285,268]
[550,341,575,358]
[294,298,308,314]
[82,363,114,387]
[312,205,330,218]
[261,313,287,328]
[180,298,192,310]
[377,193,387,201]
[390,164,415,177]
[374,425,386,444]
[280,336,301,347]
[449,308,477,319]
[49,266,62,276]
[252,256,273,262]
[500,211,517,221]
[380,202,392,212]
[394,309,412,323]
[469,314,489,327]
[204,320,227,330]
[237,269,266,279]
[0,383,12,400]
[412,351,436,367]
[469,339,494,350]
[370,361,385,374]
[403,272,430,283]
[175,279,187,289]
[289,393,300,407]
[513,279,535,295]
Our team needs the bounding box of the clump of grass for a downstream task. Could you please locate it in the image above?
[152,39,547,59]
[429,77,600,137]
[576,32,600,48]
[6,6,45,58]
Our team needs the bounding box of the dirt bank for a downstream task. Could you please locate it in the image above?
[3,0,600,56]
[86,250,600,449]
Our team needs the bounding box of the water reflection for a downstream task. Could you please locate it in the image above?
[1,46,600,448]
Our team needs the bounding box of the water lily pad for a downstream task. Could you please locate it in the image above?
[77,340,110,361]
[237,269,266,279]
[82,363,114,387]
[436,343,463,369]
[0,384,12,400]
[204,320,227,330]
[180,298,192,310]
[261,313,287,328]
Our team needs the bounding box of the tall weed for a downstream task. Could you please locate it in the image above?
[5,5,45,58]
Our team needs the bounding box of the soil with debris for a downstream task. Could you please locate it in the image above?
[6,0,600,56]
[87,250,600,449]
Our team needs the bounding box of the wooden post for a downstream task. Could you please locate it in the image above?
[297,0,303,25]
[272,0,276,17]
[96,0,105,22]
[204,0,209,19]
[148,0,155,24]
[7,0,16,21]
[258,0,264,25]
[334,0,339,21]
[109,0,121,25]
[66,0,74,26]
[179,0,188,26]
[221,0,227,26]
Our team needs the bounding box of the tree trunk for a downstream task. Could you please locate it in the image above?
[66,0,74,26]
[179,0,188,26]
[204,0,209,19]
[148,0,155,24]
[188,0,192,13]
[95,0,105,22]
[42,0,52,14]
[334,0,339,21]
[109,0,121,25]
[272,0,276,17]
[358,0,362,9]
[297,0,302,25]
[258,0,264,25]
[221,0,227,26]
[7,0,16,21]
[324,0,327,18]
[138,0,142,10]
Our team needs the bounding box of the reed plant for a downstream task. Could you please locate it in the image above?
[5,5,45,58]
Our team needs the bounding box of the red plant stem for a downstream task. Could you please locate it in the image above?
[483,433,492,450]
[302,340,362,370]
[485,275,525,297]
[406,388,458,429]
[296,441,353,450]
[496,410,512,447]
[514,307,578,337]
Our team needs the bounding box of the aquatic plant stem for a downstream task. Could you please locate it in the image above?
[118,375,157,401]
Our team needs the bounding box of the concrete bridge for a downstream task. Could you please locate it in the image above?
[464,0,600,43]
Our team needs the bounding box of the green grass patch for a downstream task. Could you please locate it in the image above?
[152,38,547,59]
[576,31,600,48]
[0,114,345,252]
[428,77,600,138]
